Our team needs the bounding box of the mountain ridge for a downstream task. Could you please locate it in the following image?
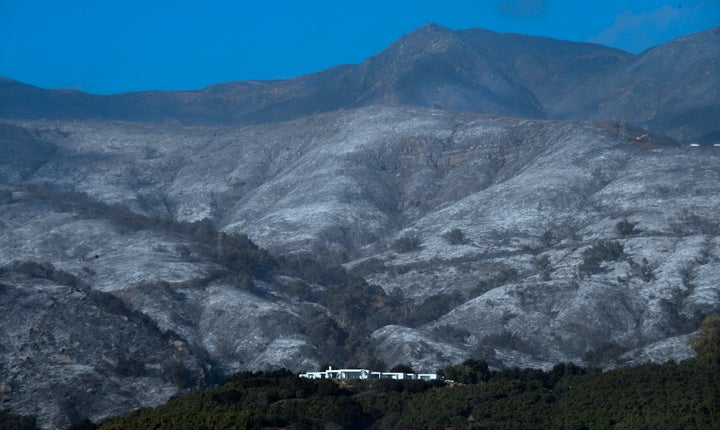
[1,25,719,141]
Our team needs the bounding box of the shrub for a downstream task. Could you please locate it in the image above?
[389,364,415,374]
[11,261,56,279]
[577,240,624,277]
[628,257,655,282]
[89,291,129,316]
[533,255,552,280]
[163,361,195,389]
[442,228,467,245]
[615,218,636,236]
[401,292,465,327]
[216,232,277,279]
[692,314,720,364]
[392,235,422,253]
[432,325,470,343]
[67,418,98,430]
[9,261,82,287]
[440,359,490,384]
[176,245,192,260]
[115,356,146,377]
[0,188,12,204]
[0,410,38,430]
[582,342,629,366]
[541,229,557,247]
[470,266,519,297]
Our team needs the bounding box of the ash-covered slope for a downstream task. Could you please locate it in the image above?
[2,26,719,141]
[0,261,209,429]
[1,106,719,427]
[7,106,720,355]
[0,194,330,428]
[0,123,57,182]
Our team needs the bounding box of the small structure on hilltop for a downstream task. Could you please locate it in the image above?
[299,366,441,381]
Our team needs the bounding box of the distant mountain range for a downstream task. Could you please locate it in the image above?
[2,24,719,142]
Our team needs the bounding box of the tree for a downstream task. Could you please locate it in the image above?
[577,240,624,278]
[392,235,422,253]
[0,410,38,430]
[440,359,490,384]
[692,314,720,364]
[616,218,636,236]
[443,228,467,245]
[389,364,414,374]
[0,188,12,204]
[534,255,552,280]
[67,419,98,430]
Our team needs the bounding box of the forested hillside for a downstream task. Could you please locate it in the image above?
[88,316,720,429]
[0,315,700,429]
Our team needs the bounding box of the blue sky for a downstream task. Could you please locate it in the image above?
[1,0,718,94]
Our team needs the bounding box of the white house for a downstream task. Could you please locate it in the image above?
[299,366,441,381]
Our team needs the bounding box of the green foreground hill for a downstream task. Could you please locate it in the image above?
[3,352,718,429]
[94,314,720,429]
[95,334,719,430]
[2,318,718,430]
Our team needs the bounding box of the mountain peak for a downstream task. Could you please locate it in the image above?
[378,22,465,59]
[415,22,453,33]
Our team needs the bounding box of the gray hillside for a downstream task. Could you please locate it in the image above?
[1,108,717,414]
